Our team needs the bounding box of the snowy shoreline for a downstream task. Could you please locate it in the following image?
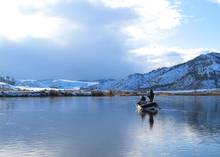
[1,79,220,97]
[0,88,220,97]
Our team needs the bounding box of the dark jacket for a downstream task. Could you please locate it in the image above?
[141,96,146,101]
[148,89,154,102]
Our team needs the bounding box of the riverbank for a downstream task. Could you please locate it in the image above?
[0,88,220,97]
[156,89,220,96]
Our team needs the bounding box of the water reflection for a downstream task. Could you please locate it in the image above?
[0,99,16,110]
[158,97,220,125]
[137,110,158,129]
[0,96,219,157]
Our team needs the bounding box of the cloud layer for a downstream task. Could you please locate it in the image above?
[92,0,182,41]
[0,0,219,79]
[210,0,220,4]
[0,0,76,42]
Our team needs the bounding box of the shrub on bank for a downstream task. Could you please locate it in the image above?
[91,90,105,96]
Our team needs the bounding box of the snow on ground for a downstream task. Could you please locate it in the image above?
[0,82,14,89]
[15,79,99,90]
[1,80,220,97]
[156,88,220,94]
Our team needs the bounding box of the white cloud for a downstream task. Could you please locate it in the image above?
[88,0,199,71]
[0,0,182,45]
[129,45,219,71]
[89,0,183,43]
[0,0,76,42]
[88,0,220,72]
[210,0,220,4]
[0,0,217,70]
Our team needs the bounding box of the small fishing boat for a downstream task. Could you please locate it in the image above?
[136,101,160,113]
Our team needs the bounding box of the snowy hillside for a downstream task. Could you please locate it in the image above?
[15,79,99,90]
[91,52,220,90]
[2,52,220,92]
[0,82,14,89]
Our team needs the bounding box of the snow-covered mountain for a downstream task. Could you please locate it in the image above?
[91,52,220,90]
[1,52,220,91]
[0,82,14,89]
[15,79,99,90]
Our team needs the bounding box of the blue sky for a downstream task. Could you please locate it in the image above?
[0,0,220,80]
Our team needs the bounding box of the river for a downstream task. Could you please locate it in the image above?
[0,96,219,157]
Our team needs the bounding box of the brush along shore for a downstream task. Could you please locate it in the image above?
[0,88,220,97]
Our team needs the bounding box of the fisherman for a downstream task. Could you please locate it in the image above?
[137,95,147,106]
[148,89,154,102]
[140,95,146,102]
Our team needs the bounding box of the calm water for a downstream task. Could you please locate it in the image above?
[0,96,220,157]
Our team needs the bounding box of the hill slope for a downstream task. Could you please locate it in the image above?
[92,52,220,90]
[15,79,99,90]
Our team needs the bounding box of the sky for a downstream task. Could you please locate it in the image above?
[0,0,220,80]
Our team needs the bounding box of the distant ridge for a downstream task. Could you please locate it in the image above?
[92,52,220,90]
[1,52,220,91]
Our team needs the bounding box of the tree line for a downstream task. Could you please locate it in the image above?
[0,76,15,85]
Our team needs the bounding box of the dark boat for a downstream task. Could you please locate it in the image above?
[136,101,160,113]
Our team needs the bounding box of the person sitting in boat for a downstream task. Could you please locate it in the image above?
[140,95,146,102]
[147,89,154,102]
[137,95,146,106]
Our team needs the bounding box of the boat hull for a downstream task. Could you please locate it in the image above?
[136,102,159,113]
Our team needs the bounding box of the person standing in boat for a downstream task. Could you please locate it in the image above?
[148,89,154,102]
